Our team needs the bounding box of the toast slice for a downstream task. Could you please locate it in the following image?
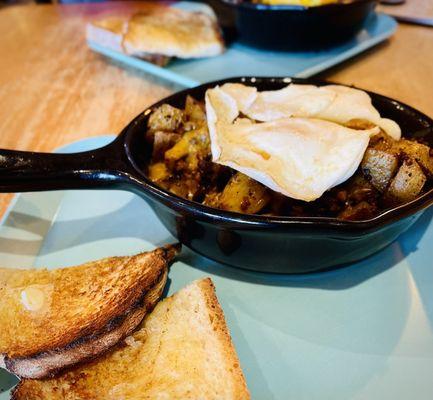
[13,278,250,400]
[86,16,171,67]
[0,244,180,379]
[123,7,225,59]
[86,16,126,54]
[86,5,224,65]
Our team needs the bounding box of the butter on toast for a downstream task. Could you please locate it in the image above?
[13,278,250,400]
[0,244,180,379]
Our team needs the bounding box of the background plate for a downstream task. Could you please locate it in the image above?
[1,136,433,399]
[88,9,397,87]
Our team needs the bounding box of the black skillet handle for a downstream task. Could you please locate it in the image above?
[0,137,133,193]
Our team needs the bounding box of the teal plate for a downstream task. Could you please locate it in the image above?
[1,136,433,399]
[87,11,397,87]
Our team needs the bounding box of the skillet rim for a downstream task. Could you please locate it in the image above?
[220,0,376,12]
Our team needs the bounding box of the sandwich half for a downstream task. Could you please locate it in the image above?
[0,244,180,379]
[13,278,250,400]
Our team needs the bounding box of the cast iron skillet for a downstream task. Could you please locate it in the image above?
[222,0,378,50]
[1,77,433,273]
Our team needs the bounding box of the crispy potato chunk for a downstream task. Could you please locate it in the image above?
[218,173,270,214]
[169,178,200,201]
[395,139,433,175]
[152,131,182,160]
[148,162,170,183]
[361,148,399,192]
[184,95,207,130]
[385,159,426,203]
[165,133,190,162]
[148,104,183,132]
[369,132,397,152]
[165,126,210,171]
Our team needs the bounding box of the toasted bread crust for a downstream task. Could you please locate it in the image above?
[1,244,180,379]
[197,278,250,399]
[12,277,250,400]
[122,7,225,59]
[5,267,168,379]
[86,18,170,66]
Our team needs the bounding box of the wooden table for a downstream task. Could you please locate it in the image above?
[1,2,433,217]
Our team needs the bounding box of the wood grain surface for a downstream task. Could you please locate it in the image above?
[1,1,433,217]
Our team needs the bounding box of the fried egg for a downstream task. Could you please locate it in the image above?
[219,83,401,140]
[206,85,381,201]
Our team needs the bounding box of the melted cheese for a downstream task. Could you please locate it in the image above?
[206,85,381,201]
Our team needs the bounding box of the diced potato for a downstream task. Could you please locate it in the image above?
[148,104,183,132]
[361,148,399,192]
[203,190,222,208]
[165,127,210,171]
[164,133,190,162]
[369,132,397,152]
[184,95,206,129]
[148,162,170,183]
[218,173,270,214]
[394,139,433,175]
[152,131,181,160]
[385,159,426,203]
[169,178,200,201]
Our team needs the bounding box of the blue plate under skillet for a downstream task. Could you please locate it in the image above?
[0,136,432,399]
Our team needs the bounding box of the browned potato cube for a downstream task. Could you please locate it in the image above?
[394,139,433,175]
[152,131,181,160]
[164,132,191,163]
[148,104,183,132]
[218,173,270,214]
[386,159,426,203]
[169,178,200,201]
[148,162,170,183]
[165,127,210,171]
[184,95,206,129]
[369,132,397,153]
[361,148,399,192]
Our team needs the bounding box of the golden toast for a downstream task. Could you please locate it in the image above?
[86,5,224,65]
[123,7,224,59]
[13,278,250,400]
[0,244,180,379]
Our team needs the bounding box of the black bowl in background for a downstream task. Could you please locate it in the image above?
[1,77,432,273]
[223,0,378,50]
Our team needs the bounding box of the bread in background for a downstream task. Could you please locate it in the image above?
[86,5,225,67]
